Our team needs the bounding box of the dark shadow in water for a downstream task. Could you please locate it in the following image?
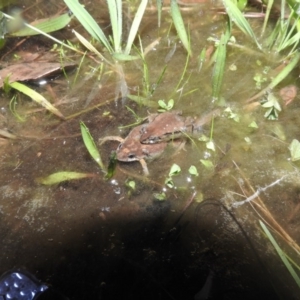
[11,198,283,300]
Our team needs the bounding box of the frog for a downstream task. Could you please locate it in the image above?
[100,109,220,175]
[100,112,186,175]
[116,125,168,162]
[139,109,221,144]
[139,111,195,144]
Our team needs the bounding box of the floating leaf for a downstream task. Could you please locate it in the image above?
[248,121,258,128]
[165,177,175,188]
[206,140,215,152]
[198,134,209,142]
[80,122,105,171]
[153,192,166,201]
[262,93,281,111]
[36,171,93,185]
[126,180,136,190]
[200,159,214,170]
[158,99,174,112]
[188,165,199,176]
[289,139,300,161]
[169,163,181,176]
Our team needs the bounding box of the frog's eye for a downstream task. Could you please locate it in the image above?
[128,154,136,160]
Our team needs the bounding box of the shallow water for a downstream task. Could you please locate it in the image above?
[0,0,300,299]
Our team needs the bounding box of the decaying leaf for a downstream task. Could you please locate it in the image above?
[0,62,76,88]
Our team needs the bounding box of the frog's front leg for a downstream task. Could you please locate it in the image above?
[139,159,149,176]
[99,136,149,176]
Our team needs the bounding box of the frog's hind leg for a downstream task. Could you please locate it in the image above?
[99,136,124,145]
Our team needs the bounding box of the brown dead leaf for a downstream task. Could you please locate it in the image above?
[0,62,76,88]
[279,85,298,106]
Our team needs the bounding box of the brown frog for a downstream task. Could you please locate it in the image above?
[139,111,194,144]
[100,109,219,175]
[100,112,186,175]
[116,125,168,162]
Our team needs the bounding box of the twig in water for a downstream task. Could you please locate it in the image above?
[232,176,287,208]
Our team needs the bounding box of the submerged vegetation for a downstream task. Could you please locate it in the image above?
[1,0,300,296]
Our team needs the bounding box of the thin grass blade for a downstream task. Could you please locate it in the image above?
[106,0,122,53]
[268,51,300,89]
[9,81,65,119]
[277,15,300,52]
[157,0,163,27]
[261,0,274,36]
[125,0,148,55]
[259,220,300,288]
[36,171,95,185]
[170,0,192,56]
[3,13,83,55]
[73,30,113,65]
[223,0,261,49]
[80,121,106,172]
[64,0,113,53]
[10,13,72,36]
[212,21,231,101]
[137,37,150,95]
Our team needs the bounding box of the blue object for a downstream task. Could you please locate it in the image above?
[0,270,48,300]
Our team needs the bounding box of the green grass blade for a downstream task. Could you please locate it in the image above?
[73,30,113,66]
[277,15,300,52]
[106,0,122,53]
[268,51,300,89]
[259,220,300,288]
[156,0,163,27]
[170,0,192,56]
[64,0,113,53]
[124,0,148,55]
[9,81,65,119]
[212,21,231,101]
[116,0,122,51]
[223,0,261,49]
[151,65,167,96]
[10,13,72,36]
[247,51,300,102]
[261,0,274,36]
[80,121,106,172]
[36,171,95,185]
[139,37,150,95]
[3,13,80,54]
